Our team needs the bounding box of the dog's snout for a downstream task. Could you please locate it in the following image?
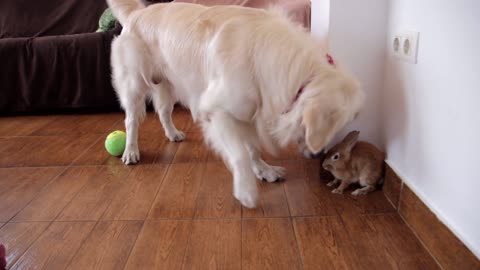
[312,151,324,159]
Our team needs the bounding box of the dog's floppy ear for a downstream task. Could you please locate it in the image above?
[302,101,342,154]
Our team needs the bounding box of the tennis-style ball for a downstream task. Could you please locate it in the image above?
[105,130,126,156]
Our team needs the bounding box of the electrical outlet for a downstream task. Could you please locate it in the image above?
[392,30,420,64]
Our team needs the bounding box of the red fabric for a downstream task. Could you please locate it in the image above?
[0,244,6,270]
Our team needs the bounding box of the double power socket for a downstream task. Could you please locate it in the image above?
[393,30,420,64]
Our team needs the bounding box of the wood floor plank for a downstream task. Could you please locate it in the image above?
[293,216,350,270]
[194,162,241,219]
[31,114,121,136]
[336,214,394,269]
[0,135,98,167]
[124,220,191,270]
[242,180,290,218]
[171,132,209,163]
[295,215,389,270]
[57,166,134,221]
[328,189,396,215]
[66,221,143,270]
[73,137,129,166]
[0,222,50,269]
[152,141,182,164]
[0,167,63,222]
[182,219,241,270]
[148,163,205,219]
[0,116,56,136]
[10,222,96,270]
[294,214,438,270]
[13,167,100,222]
[365,214,439,270]
[283,160,337,216]
[339,213,438,270]
[101,165,169,220]
[242,218,302,270]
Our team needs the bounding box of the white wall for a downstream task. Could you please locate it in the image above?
[382,0,480,257]
[310,0,330,48]
[311,0,389,146]
[311,0,480,258]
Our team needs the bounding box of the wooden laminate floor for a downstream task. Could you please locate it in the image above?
[0,109,439,270]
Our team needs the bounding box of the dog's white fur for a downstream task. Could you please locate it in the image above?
[107,0,365,208]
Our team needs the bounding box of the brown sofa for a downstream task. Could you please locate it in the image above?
[0,0,121,114]
[0,0,309,114]
[0,0,173,114]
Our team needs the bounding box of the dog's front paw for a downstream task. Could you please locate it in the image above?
[255,165,285,183]
[234,181,258,208]
[332,188,344,194]
[122,145,140,165]
[167,130,185,142]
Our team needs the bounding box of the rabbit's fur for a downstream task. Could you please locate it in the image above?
[322,131,385,195]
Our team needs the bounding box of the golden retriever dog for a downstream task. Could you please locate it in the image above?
[107,0,365,208]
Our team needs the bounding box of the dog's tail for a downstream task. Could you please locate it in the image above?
[107,0,145,26]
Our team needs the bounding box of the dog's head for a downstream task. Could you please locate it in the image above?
[300,72,364,155]
[271,67,364,157]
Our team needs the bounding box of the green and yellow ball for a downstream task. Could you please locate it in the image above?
[105,130,126,156]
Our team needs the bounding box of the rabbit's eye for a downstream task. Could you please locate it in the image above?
[332,153,340,160]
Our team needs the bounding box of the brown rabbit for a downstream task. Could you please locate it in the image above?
[322,130,385,195]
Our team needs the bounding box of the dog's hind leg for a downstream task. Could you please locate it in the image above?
[151,83,185,142]
[202,111,258,208]
[111,34,149,164]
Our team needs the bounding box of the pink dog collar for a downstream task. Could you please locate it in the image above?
[326,53,335,66]
[282,82,308,114]
[282,54,335,114]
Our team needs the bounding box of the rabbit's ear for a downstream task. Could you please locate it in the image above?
[342,130,359,152]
